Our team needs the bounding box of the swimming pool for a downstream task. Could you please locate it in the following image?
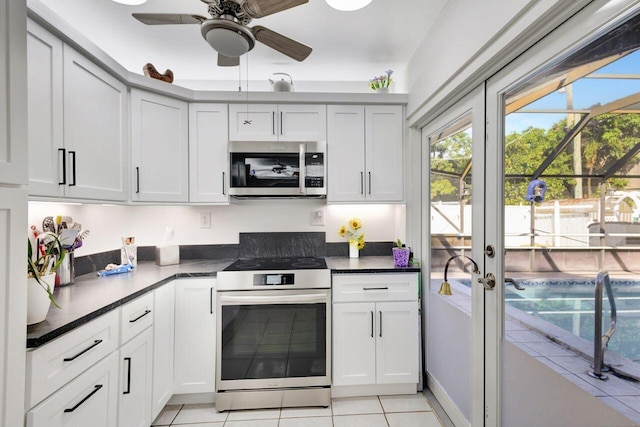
[459,277,640,362]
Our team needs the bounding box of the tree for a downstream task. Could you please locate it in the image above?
[430,131,472,201]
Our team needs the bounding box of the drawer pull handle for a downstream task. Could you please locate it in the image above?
[379,310,383,337]
[123,357,132,395]
[63,339,103,362]
[363,287,389,291]
[129,309,151,323]
[64,384,103,412]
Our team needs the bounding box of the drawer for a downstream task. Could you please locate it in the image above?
[26,310,119,409]
[120,292,154,345]
[332,273,418,303]
[26,352,119,427]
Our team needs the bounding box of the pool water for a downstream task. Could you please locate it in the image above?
[461,278,640,362]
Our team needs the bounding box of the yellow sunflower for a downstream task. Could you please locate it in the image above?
[338,225,347,237]
[349,218,362,230]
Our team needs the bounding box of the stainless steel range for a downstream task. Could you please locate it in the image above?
[215,257,331,411]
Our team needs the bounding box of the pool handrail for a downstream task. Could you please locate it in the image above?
[589,271,617,380]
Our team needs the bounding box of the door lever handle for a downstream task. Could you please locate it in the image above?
[478,273,496,291]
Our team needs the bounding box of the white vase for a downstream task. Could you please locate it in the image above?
[375,87,389,93]
[27,273,54,325]
[349,242,359,258]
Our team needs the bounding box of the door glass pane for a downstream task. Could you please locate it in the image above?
[221,303,326,380]
[501,13,640,425]
[428,114,475,422]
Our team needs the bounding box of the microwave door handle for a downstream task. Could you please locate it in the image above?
[220,293,328,304]
[300,143,305,194]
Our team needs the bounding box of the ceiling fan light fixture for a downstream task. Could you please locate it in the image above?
[112,0,147,5]
[325,0,372,11]
[201,19,256,58]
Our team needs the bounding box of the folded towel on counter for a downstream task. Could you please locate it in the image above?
[97,263,135,277]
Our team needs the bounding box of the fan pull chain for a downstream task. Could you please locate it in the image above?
[244,53,252,125]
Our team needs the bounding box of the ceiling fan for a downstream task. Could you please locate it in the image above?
[132,0,312,67]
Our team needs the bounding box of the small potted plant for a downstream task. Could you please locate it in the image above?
[392,238,411,267]
[369,69,393,93]
[27,231,64,324]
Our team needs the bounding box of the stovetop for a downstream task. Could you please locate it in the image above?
[223,257,327,272]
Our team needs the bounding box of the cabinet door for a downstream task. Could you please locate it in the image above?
[151,282,174,420]
[63,45,128,201]
[0,0,27,185]
[118,327,153,427]
[375,301,418,385]
[327,105,366,202]
[229,104,277,141]
[27,19,64,197]
[26,352,119,427]
[278,104,326,141]
[131,90,189,202]
[173,279,216,394]
[332,302,376,386]
[189,103,229,203]
[0,188,28,427]
[365,105,404,201]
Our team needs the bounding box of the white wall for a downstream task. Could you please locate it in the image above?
[28,201,406,256]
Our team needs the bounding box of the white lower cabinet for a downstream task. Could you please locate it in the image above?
[173,278,216,394]
[118,327,153,427]
[26,351,119,427]
[152,281,175,419]
[332,274,419,389]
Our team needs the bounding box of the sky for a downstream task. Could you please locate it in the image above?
[505,50,640,134]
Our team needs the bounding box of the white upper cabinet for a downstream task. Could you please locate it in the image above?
[131,89,189,202]
[189,103,229,203]
[327,105,404,202]
[229,104,326,141]
[62,45,128,201]
[27,19,63,196]
[0,0,27,185]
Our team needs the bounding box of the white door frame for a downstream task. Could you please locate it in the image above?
[421,84,486,427]
[483,1,640,426]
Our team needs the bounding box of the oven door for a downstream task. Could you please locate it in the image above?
[216,289,331,391]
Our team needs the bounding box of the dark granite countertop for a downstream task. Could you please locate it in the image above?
[26,259,235,349]
[326,256,421,273]
[27,256,420,349]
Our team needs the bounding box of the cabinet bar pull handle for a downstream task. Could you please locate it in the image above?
[69,151,77,186]
[368,172,372,195]
[370,311,374,338]
[135,167,140,193]
[222,172,226,195]
[379,311,383,337]
[210,287,214,314]
[63,339,103,362]
[123,357,132,395]
[272,111,276,135]
[129,309,151,323]
[363,287,389,291]
[64,384,103,412]
[280,111,283,135]
[58,148,67,185]
[360,172,364,195]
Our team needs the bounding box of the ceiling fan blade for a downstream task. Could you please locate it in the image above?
[218,54,240,67]
[242,0,308,18]
[252,26,312,62]
[132,13,207,25]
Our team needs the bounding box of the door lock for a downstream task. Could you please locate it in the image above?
[478,273,496,291]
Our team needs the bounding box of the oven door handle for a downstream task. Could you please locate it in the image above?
[219,293,328,304]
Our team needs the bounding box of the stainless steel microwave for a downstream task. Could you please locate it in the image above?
[228,141,326,197]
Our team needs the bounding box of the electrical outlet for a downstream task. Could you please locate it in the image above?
[200,211,212,229]
[310,209,325,226]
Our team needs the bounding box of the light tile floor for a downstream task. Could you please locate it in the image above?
[152,393,445,427]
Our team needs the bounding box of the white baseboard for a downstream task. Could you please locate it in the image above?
[426,373,469,427]
[168,392,216,405]
[331,383,417,398]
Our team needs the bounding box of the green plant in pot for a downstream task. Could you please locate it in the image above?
[27,232,64,324]
[392,238,411,267]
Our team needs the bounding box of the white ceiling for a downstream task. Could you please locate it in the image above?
[36,0,447,90]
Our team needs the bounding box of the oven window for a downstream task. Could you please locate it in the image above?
[221,303,326,380]
[230,153,300,188]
